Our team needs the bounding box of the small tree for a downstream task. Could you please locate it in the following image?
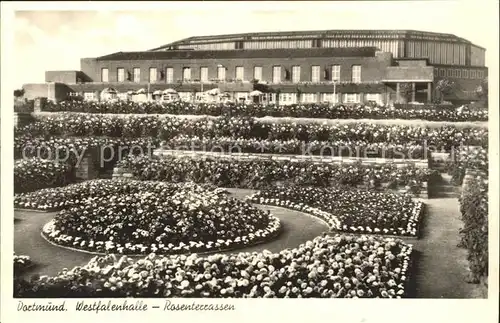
[275,89,281,107]
[14,88,25,98]
[399,83,413,103]
[296,87,302,104]
[475,77,488,104]
[435,79,455,103]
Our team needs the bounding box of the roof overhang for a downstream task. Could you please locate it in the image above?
[381,79,433,83]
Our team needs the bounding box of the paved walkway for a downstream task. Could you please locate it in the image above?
[410,197,485,298]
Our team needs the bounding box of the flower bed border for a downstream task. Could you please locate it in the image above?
[40,215,282,256]
[154,148,430,168]
[14,208,56,213]
[246,195,424,237]
[459,168,488,285]
[26,232,415,298]
[33,109,489,126]
[113,167,430,199]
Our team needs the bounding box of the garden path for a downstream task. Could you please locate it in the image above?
[14,188,328,277]
[13,190,485,298]
[409,197,485,298]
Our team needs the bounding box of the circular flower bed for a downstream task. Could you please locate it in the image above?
[34,180,280,255]
[14,234,413,298]
[247,186,423,236]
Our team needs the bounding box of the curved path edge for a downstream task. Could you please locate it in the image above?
[39,216,282,257]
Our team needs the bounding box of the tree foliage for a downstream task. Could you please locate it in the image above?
[434,79,455,103]
[14,88,25,98]
[399,83,413,102]
[475,77,488,101]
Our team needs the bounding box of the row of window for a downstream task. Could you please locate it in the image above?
[274,93,368,104]
[100,65,362,83]
[80,91,375,104]
[436,68,485,79]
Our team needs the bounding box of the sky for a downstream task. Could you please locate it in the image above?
[9,1,499,89]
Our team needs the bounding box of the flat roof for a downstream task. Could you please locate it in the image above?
[96,47,378,61]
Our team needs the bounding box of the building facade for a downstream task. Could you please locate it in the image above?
[23,29,487,105]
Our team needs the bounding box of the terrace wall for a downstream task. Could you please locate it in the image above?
[153,149,430,168]
[23,83,73,103]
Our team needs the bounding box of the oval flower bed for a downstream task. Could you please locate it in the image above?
[247,186,423,237]
[14,234,413,298]
[17,180,280,255]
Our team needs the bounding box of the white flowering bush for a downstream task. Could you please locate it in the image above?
[14,254,34,275]
[119,155,436,192]
[247,186,423,237]
[43,100,488,121]
[14,136,159,160]
[166,135,428,159]
[445,146,488,185]
[17,180,280,254]
[459,176,488,283]
[14,158,74,193]
[14,234,413,298]
[18,114,488,151]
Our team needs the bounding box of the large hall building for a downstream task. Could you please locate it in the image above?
[23,29,487,105]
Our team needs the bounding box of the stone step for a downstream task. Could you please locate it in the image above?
[431,192,460,198]
[438,185,460,193]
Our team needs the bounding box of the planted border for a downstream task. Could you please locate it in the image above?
[246,187,424,237]
[42,101,488,122]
